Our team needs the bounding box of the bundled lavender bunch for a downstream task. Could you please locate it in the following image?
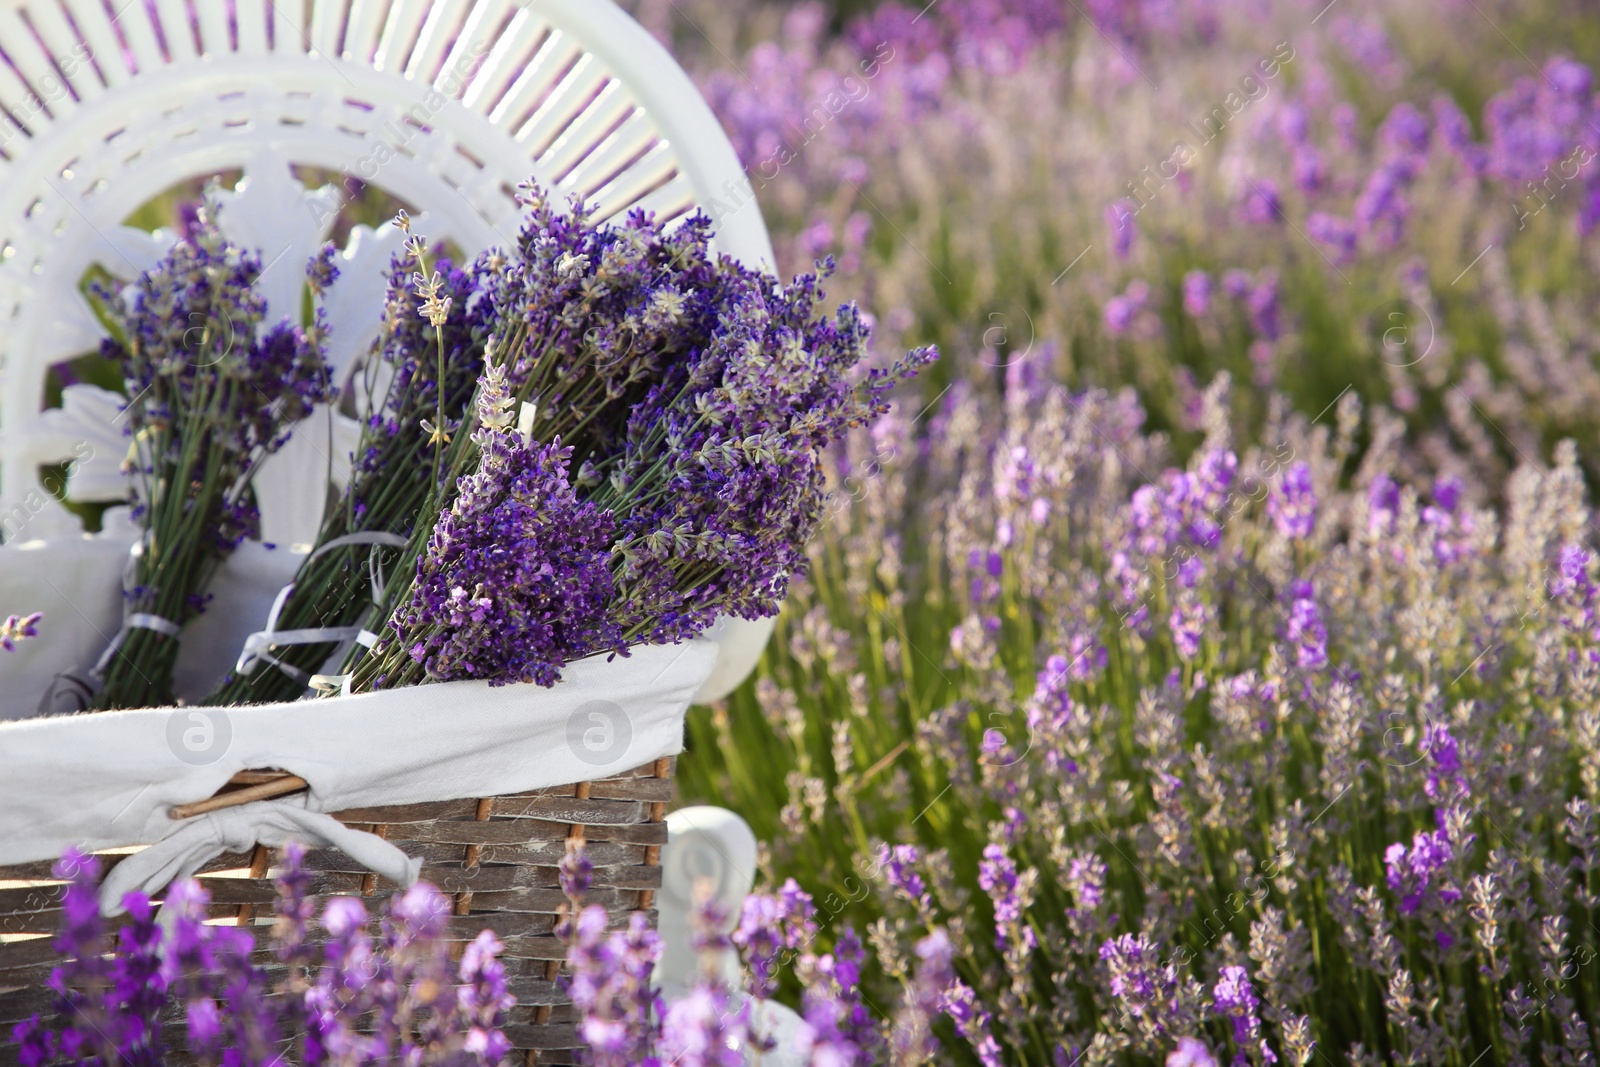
[87,216,333,710]
[346,192,934,690]
[14,844,513,1066]
[201,232,490,706]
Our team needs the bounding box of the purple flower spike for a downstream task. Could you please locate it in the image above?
[1268,463,1317,540]
[1212,966,1273,1066]
[0,611,42,651]
[1169,1036,1220,1067]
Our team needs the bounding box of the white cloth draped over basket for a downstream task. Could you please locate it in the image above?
[0,637,720,914]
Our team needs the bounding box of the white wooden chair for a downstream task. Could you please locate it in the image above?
[0,0,784,1044]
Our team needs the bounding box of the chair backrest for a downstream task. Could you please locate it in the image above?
[0,0,774,544]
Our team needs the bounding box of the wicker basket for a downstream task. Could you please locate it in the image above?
[0,756,676,1065]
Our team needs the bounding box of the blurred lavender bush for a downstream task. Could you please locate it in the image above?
[643,0,1600,1063]
[629,0,1600,479]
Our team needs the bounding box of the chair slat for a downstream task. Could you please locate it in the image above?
[589,160,678,224]
[268,0,311,55]
[193,0,234,58]
[63,0,132,87]
[374,0,432,74]
[341,0,389,64]
[0,7,77,122]
[565,111,663,203]
[111,0,168,73]
[20,0,102,103]
[235,0,270,55]
[489,27,579,131]
[151,0,198,62]
[404,0,470,85]
[517,54,606,159]
[541,80,635,182]
[435,0,510,97]
[461,8,546,116]
[309,0,349,58]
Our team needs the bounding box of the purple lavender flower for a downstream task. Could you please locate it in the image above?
[1367,474,1402,536]
[943,980,1006,1067]
[1212,966,1274,1066]
[1239,180,1283,226]
[1,611,42,651]
[1100,933,1175,1026]
[1169,1036,1221,1067]
[458,930,515,1064]
[1385,825,1463,916]
[1105,279,1149,337]
[1183,270,1212,317]
[1268,463,1316,540]
[561,841,595,903]
[880,843,929,905]
[1247,276,1281,342]
[1421,476,1474,564]
[1424,723,1467,801]
[1292,145,1328,195]
[978,844,1035,953]
[565,905,663,1067]
[383,362,622,688]
[893,929,954,1063]
[1285,581,1328,670]
[1306,212,1357,264]
[1107,199,1139,258]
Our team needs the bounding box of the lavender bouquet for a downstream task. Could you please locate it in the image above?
[86,217,333,710]
[299,191,935,692]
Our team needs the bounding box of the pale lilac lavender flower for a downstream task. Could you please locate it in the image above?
[893,929,954,1063]
[1169,1036,1221,1067]
[457,930,515,1065]
[1100,933,1175,1027]
[1367,474,1402,537]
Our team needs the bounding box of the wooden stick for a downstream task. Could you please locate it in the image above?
[168,775,308,820]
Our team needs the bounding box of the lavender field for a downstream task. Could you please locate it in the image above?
[641,0,1600,1063]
